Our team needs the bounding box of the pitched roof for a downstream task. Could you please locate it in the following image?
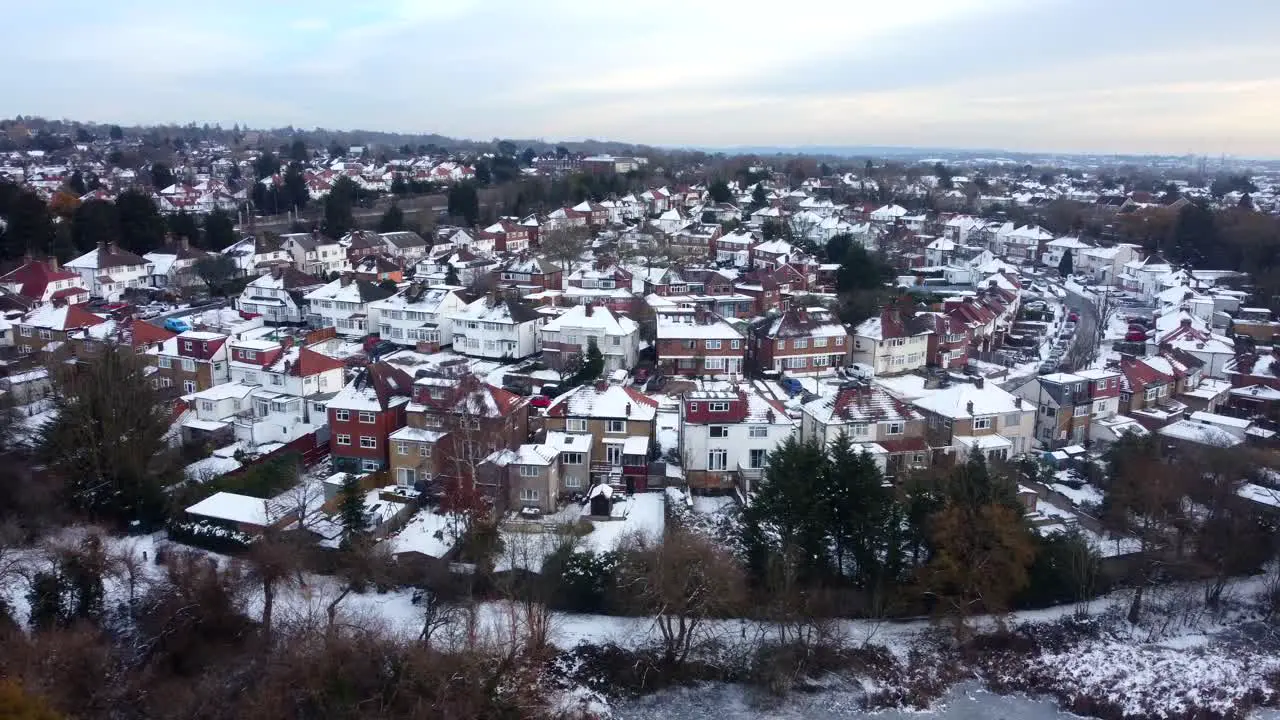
[22,303,106,331]
[547,383,659,421]
[803,382,922,425]
[0,259,83,301]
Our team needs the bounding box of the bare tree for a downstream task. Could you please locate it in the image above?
[540,225,592,276]
[617,528,747,666]
[325,539,394,631]
[243,531,300,644]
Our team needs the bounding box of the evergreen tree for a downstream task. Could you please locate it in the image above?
[108,124,123,141]
[283,162,309,212]
[288,139,308,162]
[71,198,122,254]
[574,338,604,384]
[742,436,832,583]
[167,210,199,243]
[150,162,175,190]
[1057,248,1073,278]
[444,264,460,286]
[447,182,480,225]
[323,176,358,237]
[115,189,166,254]
[390,175,408,196]
[203,208,237,250]
[338,473,369,548]
[707,180,732,204]
[67,170,87,195]
[750,184,767,210]
[1,188,54,259]
[378,204,405,233]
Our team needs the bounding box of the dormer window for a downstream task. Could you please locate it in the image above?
[708,402,729,412]
[183,341,193,351]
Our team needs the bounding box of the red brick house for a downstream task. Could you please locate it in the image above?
[925,313,971,369]
[329,362,416,473]
[569,201,610,227]
[498,255,562,291]
[752,306,850,375]
[655,310,746,377]
[479,218,532,253]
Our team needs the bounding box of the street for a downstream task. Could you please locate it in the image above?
[1060,288,1101,372]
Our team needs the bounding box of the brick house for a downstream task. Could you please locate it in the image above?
[851,308,933,375]
[644,267,753,319]
[478,218,532,253]
[679,385,793,494]
[498,255,562,292]
[734,271,786,316]
[752,305,850,375]
[925,313,971,369]
[149,330,230,395]
[545,382,658,492]
[569,200,610,227]
[912,379,1035,462]
[343,230,385,263]
[389,372,529,504]
[655,310,746,378]
[15,301,106,357]
[564,261,635,314]
[799,381,928,476]
[352,254,404,284]
[329,362,416,473]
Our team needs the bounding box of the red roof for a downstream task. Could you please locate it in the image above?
[130,320,177,348]
[291,347,347,376]
[0,260,82,302]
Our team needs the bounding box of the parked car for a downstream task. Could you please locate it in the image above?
[632,367,651,385]
[1125,330,1149,342]
[1068,312,1080,322]
[163,317,193,333]
[529,395,551,410]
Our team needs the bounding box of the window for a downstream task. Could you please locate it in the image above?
[705,339,721,350]
[336,434,351,446]
[19,326,31,337]
[710,425,729,438]
[200,401,214,413]
[704,357,726,370]
[181,359,196,372]
[38,329,51,340]
[183,380,196,394]
[606,444,622,465]
[1004,413,1022,426]
[749,448,767,469]
[397,442,410,455]
[242,349,257,361]
[708,402,729,412]
[361,459,380,472]
[564,476,583,488]
[242,371,258,384]
[562,452,584,465]
[159,377,173,388]
[708,449,728,471]
[912,453,926,465]
[359,411,376,424]
[568,418,588,432]
[519,465,541,477]
[1095,380,1107,392]
[520,488,540,502]
[972,417,992,430]
[885,422,904,435]
[606,420,625,433]
[1073,405,1090,417]
[183,341,193,352]
[793,338,808,349]
[852,423,869,437]
[334,409,350,422]
[396,468,416,486]
[785,357,807,369]
[359,436,377,449]
[158,356,172,369]
[813,337,828,348]
[1094,401,1107,414]
[419,444,432,457]
[749,425,768,438]
[269,373,283,386]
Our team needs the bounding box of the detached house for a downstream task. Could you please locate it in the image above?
[541,304,640,373]
[0,258,89,307]
[851,308,933,375]
[304,274,398,338]
[219,338,347,447]
[1012,369,1121,448]
[679,385,793,494]
[545,382,658,492]
[328,362,415,473]
[912,379,1035,462]
[799,381,928,476]
[655,310,746,378]
[144,237,211,288]
[753,306,850,375]
[223,234,291,277]
[498,255,562,292]
[281,231,346,277]
[65,242,153,302]
[379,231,429,263]
[236,266,326,324]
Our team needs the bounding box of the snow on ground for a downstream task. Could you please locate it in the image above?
[1049,482,1104,508]
[497,492,667,572]
[655,410,679,457]
[184,455,243,482]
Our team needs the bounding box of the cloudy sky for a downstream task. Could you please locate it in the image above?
[4,0,1279,156]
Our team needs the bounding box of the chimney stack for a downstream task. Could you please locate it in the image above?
[340,272,353,287]
[624,402,632,416]
[966,400,974,415]
[1014,396,1022,409]
[48,255,59,271]
[595,380,608,392]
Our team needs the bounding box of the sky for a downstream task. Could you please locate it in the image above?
[4,0,1280,156]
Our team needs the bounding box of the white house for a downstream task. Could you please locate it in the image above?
[280,232,347,277]
[851,309,933,376]
[379,231,429,263]
[369,283,467,349]
[869,204,909,224]
[223,338,347,447]
[223,235,292,277]
[145,238,211,289]
[236,266,327,324]
[679,385,795,495]
[541,304,641,373]
[64,242,154,301]
[304,275,398,338]
[448,294,546,360]
[1040,236,1093,272]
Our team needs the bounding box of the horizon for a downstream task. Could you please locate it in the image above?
[4,1,1279,157]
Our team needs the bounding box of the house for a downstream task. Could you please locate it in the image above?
[304,274,398,338]
[498,255,562,292]
[1156,315,1236,379]
[912,379,1035,461]
[851,307,933,375]
[64,242,154,301]
[1117,354,1193,428]
[491,444,563,513]
[149,330,230,394]
[1011,369,1121,448]
[1041,236,1092,272]
[448,293,546,360]
[564,261,635,315]
[478,219,533,253]
[328,362,416,473]
[379,231,429,263]
[390,372,528,506]
[753,306,850,375]
[223,234,292,276]
[540,304,640,373]
[924,313,971,369]
[344,230,386,262]
[14,301,106,357]
[545,381,658,493]
[655,310,746,378]
[1077,244,1142,285]
[236,266,327,324]
[280,231,347,276]
[370,283,467,351]
[144,237,211,288]
[799,381,928,476]
[0,257,89,307]
[222,338,347,447]
[679,385,793,494]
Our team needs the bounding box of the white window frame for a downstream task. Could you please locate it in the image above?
[359,411,377,424]
[749,425,768,438]
[606,419,625,433]
[709,425,729,438]
[567,418,588,432]
[972,417,992,430]
[519,488,540,502]
[334,409,350,422]
[707,449,728,471]
[705,339,721,350]
[359,436,377,449]
[336,434,352,446]
[519,465,541,477]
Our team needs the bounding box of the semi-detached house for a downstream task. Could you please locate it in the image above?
[680,385,794,494]
[912,379,1035,463]
[328,362,415,473]
[851,308,932,375]
[545,382,658,493]
[370,283,467,351]
[64,242,153,302]
[655,310,745,378]
[753,306,850,375]
[448,294,546,360]
[304,275,397,338]
[540,304,640,373]
[236,266,326,324]
[281,232,347,276]
[799,381,928,476]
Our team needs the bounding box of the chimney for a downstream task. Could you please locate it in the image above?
[1180,317,1192,329]
[973,376,984,389]
[966,400,974,415]
[585,304,594,317]
[271,265,283,280]
[624,402,632,416]
[340,272,353,287]
[48,255,59,271]
[1014,396,1022,409]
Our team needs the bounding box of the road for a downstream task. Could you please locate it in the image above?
[1060,288,1101,372]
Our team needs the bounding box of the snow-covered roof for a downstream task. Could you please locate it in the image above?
[185,491,288,527]
[541,304,638,336]
[911,382,1024,419]
[548,383,658,421]
[655,313,743,340]
[385,509,457,558]
[1157,419,1242,447]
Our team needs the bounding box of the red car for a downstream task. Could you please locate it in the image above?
[1068,312,1080,322]
[529,395,552,410]
[1125,330,1148,342]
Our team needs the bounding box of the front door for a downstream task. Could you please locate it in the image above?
[606,444,622,466]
